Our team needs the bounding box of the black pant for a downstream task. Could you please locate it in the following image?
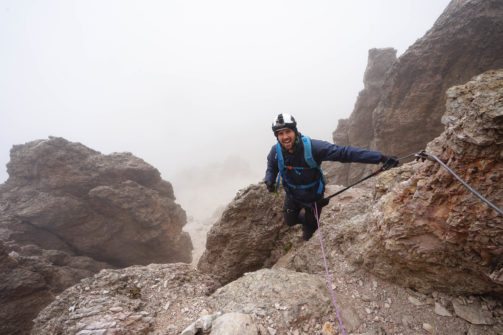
[283,196,327,241]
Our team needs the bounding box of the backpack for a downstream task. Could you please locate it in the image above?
[275,135,325,195]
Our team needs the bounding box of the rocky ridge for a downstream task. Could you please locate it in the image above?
[330,0,503,186]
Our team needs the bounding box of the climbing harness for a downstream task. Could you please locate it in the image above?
[313,202,348,335]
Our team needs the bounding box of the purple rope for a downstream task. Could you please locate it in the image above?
[313,203,348,335]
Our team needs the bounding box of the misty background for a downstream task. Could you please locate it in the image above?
[1,0,450,224]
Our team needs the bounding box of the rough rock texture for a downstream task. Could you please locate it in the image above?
[32,263,220,335]
[1,137,191,267]
[0,137,192,334]
[32,265,337,335]
[360,69,503,295]
[288,70,503,296]
[326,48,397,185]
[0,241,109,335]
[331,0,503,185]
[197,183,294,285]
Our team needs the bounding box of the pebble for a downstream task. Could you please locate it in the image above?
[361,294,372,302]
[434,302,452,317]
[109,307,123,313]
[408,296,425,306]
[423,323,434,333]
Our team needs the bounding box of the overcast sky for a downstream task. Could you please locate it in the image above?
[0,0,451,219]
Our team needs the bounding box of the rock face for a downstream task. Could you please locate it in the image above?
[0,137,192,334]
[331,0,503,185]
[0,241,109,335]
[1,137,191,266]
[287,70,503,296]
[33,265,334,335]
[327,48,397,185]
[197,183,295,285]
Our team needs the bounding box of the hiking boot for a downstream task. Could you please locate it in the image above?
[302,223,317,241]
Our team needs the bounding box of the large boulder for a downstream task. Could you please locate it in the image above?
[331,0,503,185]
[197,183,295,284]
[0,137,192,334]
[285,70,503,296]
[1,137,192,266]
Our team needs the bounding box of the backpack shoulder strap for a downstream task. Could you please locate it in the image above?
[301,135,317,168]
[275,142,285,172]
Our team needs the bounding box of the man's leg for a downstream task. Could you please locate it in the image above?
[283,196,302,227]
[301,202,323,241]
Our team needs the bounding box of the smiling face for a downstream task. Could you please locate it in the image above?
[276,128,296,152]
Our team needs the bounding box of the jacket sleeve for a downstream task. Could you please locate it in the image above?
[311,139,384,164]
[264,145,278,184]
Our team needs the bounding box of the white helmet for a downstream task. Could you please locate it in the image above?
[272,113,297,135]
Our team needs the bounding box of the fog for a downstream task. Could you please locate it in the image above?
[0,0,450,221]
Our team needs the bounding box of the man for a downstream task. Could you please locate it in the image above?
[264,113,398,241]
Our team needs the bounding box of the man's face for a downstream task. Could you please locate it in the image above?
[276,128,296,151]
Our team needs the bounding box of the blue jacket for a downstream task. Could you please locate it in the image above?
[264,135,384,202]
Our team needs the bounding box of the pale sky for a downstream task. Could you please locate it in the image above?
[0,0,451,219]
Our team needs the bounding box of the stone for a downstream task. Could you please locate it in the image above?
[0,137,193,334]
[452,300,494,325]
[210,313,259,335]
[434,302,452,317]
[32,264,220,335]
[197,183,288,284]
[422,323,434,333]
[408,296,425,306]
[317,70,503,296]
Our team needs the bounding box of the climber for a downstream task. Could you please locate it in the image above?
[264,113,398,241]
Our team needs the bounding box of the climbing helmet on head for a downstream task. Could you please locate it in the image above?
[272,113,297,135]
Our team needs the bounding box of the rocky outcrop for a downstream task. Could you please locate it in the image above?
[1,137,191,266]
[33,265,335,335]
[197,183,296,284]
[331,0,503,185]
[0,241,109,335]
[286,70,503,296]
[0,137,192,334]
[327,48,397,185]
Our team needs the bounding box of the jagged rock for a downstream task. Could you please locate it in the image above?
[452,299,495,325]
[208,269,334,334]
[0,241,108,335]
[1,137,191,266]
[326,48,397,185]
[32,263,220,335]
[33,265,339,335]
[197,183,294,284]
[281,70,503,296]
[210,312,259,335]
[331,0,503,185]
[357,69,503,295]
[0,137,192,334]
[434,302,452,317]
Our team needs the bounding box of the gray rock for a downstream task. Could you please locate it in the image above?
[434,302,452,317]
[210,313,259,335]
[452,300,494,325]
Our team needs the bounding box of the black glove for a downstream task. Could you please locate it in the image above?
[380,155,399,170]
[265,181,276,193]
